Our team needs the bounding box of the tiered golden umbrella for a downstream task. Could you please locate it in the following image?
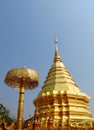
[4,67,39,130]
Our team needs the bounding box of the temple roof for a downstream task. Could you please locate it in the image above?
[37,39,89,99]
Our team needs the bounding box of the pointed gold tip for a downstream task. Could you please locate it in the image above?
[54,37,58,44]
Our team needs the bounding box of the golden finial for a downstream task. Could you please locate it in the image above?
[54,37,61,62]
[54,37,58,44]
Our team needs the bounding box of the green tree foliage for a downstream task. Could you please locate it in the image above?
[0,103,14,125]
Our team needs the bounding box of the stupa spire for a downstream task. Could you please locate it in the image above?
[33,38,94,129]
[54,37,62,62]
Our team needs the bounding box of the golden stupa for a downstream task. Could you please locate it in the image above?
[33,38,94,129]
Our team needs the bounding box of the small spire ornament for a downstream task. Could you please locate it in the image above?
[54,37,58,44]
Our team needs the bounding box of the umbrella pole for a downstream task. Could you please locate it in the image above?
[17,78,25,130]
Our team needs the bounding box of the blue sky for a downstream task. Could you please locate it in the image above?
[0,0,94,119]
